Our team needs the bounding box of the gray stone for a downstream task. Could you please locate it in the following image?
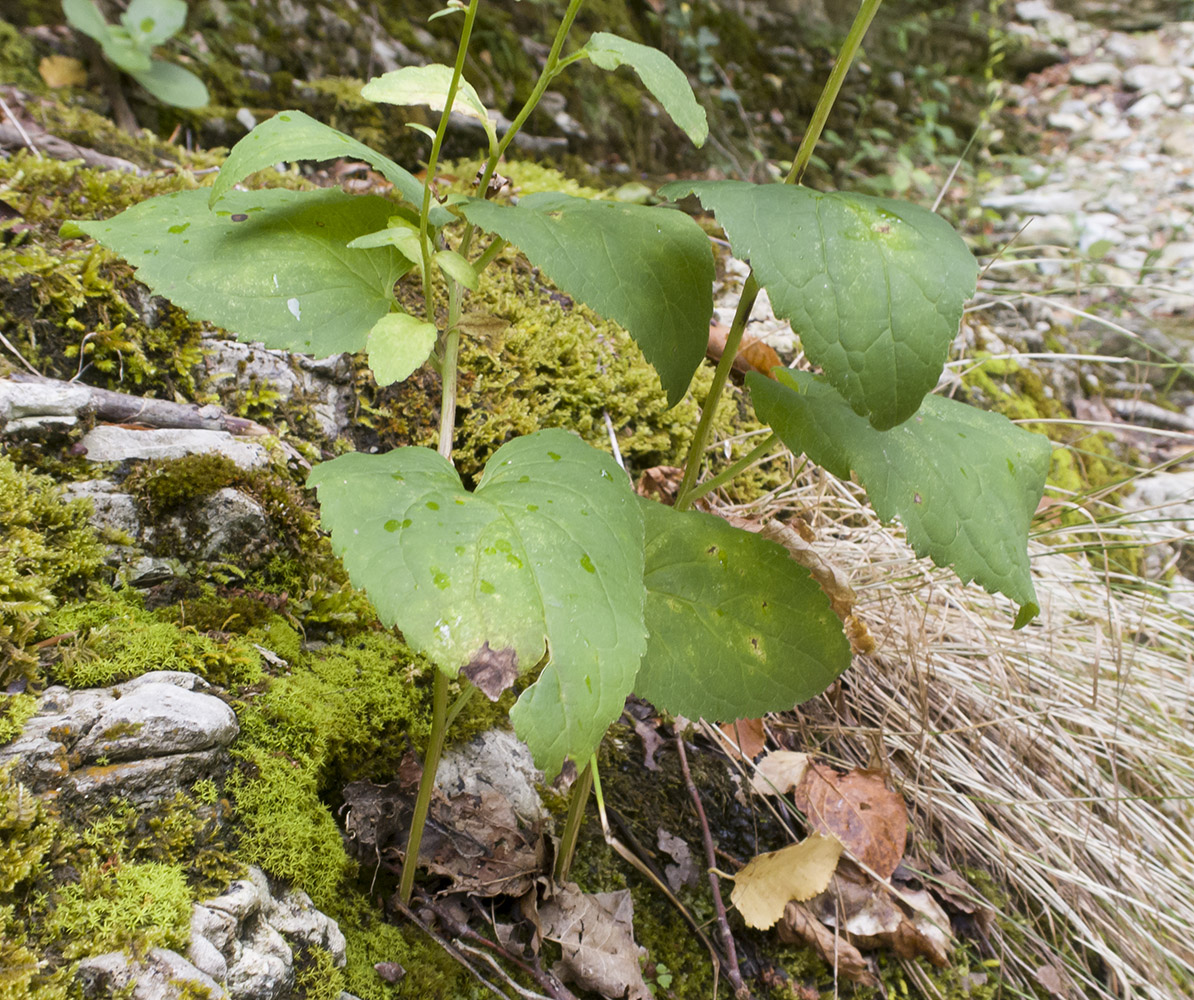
[187,930,229,982]
[227,920,294,1000]
[268,888,348,963]
[120,670,216,694]
[206,871,270,923]
[77,948,229,1000]
[982,188,1085,215]
[74,682,238,763]
[1126,93,1165,119]
[62,479,141,537]
[80,426,269,468]
[64,747,230,805]
[1069,61,1121,86]
[1123,63,1184,95]
[1161,124,1194,158]
[436,729,547,826]
[191,488,272,561]
[193,903,240,953]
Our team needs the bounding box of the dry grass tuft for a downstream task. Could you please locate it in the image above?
[711,442,1194,999]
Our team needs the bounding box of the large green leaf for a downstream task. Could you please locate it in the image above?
[635,499,850,720]
[749,369,1050,624]
[661,180,979,430]
[208,111,450,225]
[307,430,647,778]
[72,187,410,355]
[581,33,708,147]
[121,0,186,47]
[461,193,713,406]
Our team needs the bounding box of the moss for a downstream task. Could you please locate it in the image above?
[45,860,192,959]
[38,589,263,690]
[292,942,348,1000]
[0,456,107,733]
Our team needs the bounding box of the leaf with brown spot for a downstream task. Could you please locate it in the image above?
[461,642,519,701]
[730,833,843,930]
[793,763,907,879]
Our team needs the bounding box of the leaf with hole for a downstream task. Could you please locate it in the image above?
[749,369,1050,623]
[307,430,647,778]
[71,187,410,355]
[461,193,713,406]
[633,499,850,720]
[208,110,448,224]
[581,33,708,147]
[660,180,979,429]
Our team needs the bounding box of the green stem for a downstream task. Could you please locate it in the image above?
[418,0,482,320]
[682,432,780,506]
[786,0,884,187]
[443,683,477,731]
[674,274,759,511]
[554,762,594,882]
[399,668,449,905]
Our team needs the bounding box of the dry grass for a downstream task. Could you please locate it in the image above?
[707,434,1194,999]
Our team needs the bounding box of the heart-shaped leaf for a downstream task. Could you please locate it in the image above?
[130,60,209,108]
[121,0,186,46]
[581,33,708,147]
[633,499,850,720]
[209,110,449,224]
[307,430,647,778]
[661,180,979,430]
[749,369,1050,624]
[461,193,713,406]
[72,187,410,355]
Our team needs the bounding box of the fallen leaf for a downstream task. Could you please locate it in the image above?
[632,716,664,771]
[635,465,683,504]
[751,750,810,796]
[1035,962,1074,997]
[656,828,697,892]
[707,322,782,379]
[730,832,843,930]
[39,55,88,88]
[793,763,907,879]
[535,882,652,1000]
[778,901,878,986]
[717,716,767,760]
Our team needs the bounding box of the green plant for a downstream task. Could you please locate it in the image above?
[62,0,208,109]
[65,0,1050,904]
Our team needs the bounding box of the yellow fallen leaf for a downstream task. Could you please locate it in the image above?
[39,55,88,89]
[729,832,843,930]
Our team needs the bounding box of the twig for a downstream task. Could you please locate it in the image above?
[391,896,513,1000]
[0,93,39,156]
[676,733,752,1000]
[0,330,40,376]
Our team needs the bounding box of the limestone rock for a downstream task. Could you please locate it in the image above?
[79,426,269,468]
[62,479,142,537]
[77,948,229,1000]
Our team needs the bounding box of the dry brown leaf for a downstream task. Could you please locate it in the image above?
[635,465,683,504]
[535,882,652,1000]
[39,55,88,88]
[809,876,953,967]
[656,827,697,892]
[778,901,878,986]
[707,322,781,379]
[460,642,519,700]
[717,716,767,760]
[793,763,908,879]
[730,832,843,930]
[751,750,810,796]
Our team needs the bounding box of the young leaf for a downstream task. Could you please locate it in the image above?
[347,225,423,269]
[581,33,708,147]
[71,187,410,355]
[461,193,714,406]
[367,313,437,386]
[307,430,647,778]
[433,249,478,291]
[98,31,153,74]
[660,180,979,430]
[633,499,850,721]
[62,0,110,44]
[121,0,186,47]
[208,110,450,225]
[361,64,496,146]
[749,369,1050,624]
[130,59,209,108]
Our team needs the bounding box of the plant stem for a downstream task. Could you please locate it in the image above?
[786,0,884,187]
[554,761,594,882]
[399,667,449,905]
[682,433,780,507]
[418,0,482,321]
[674,274,759,511]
